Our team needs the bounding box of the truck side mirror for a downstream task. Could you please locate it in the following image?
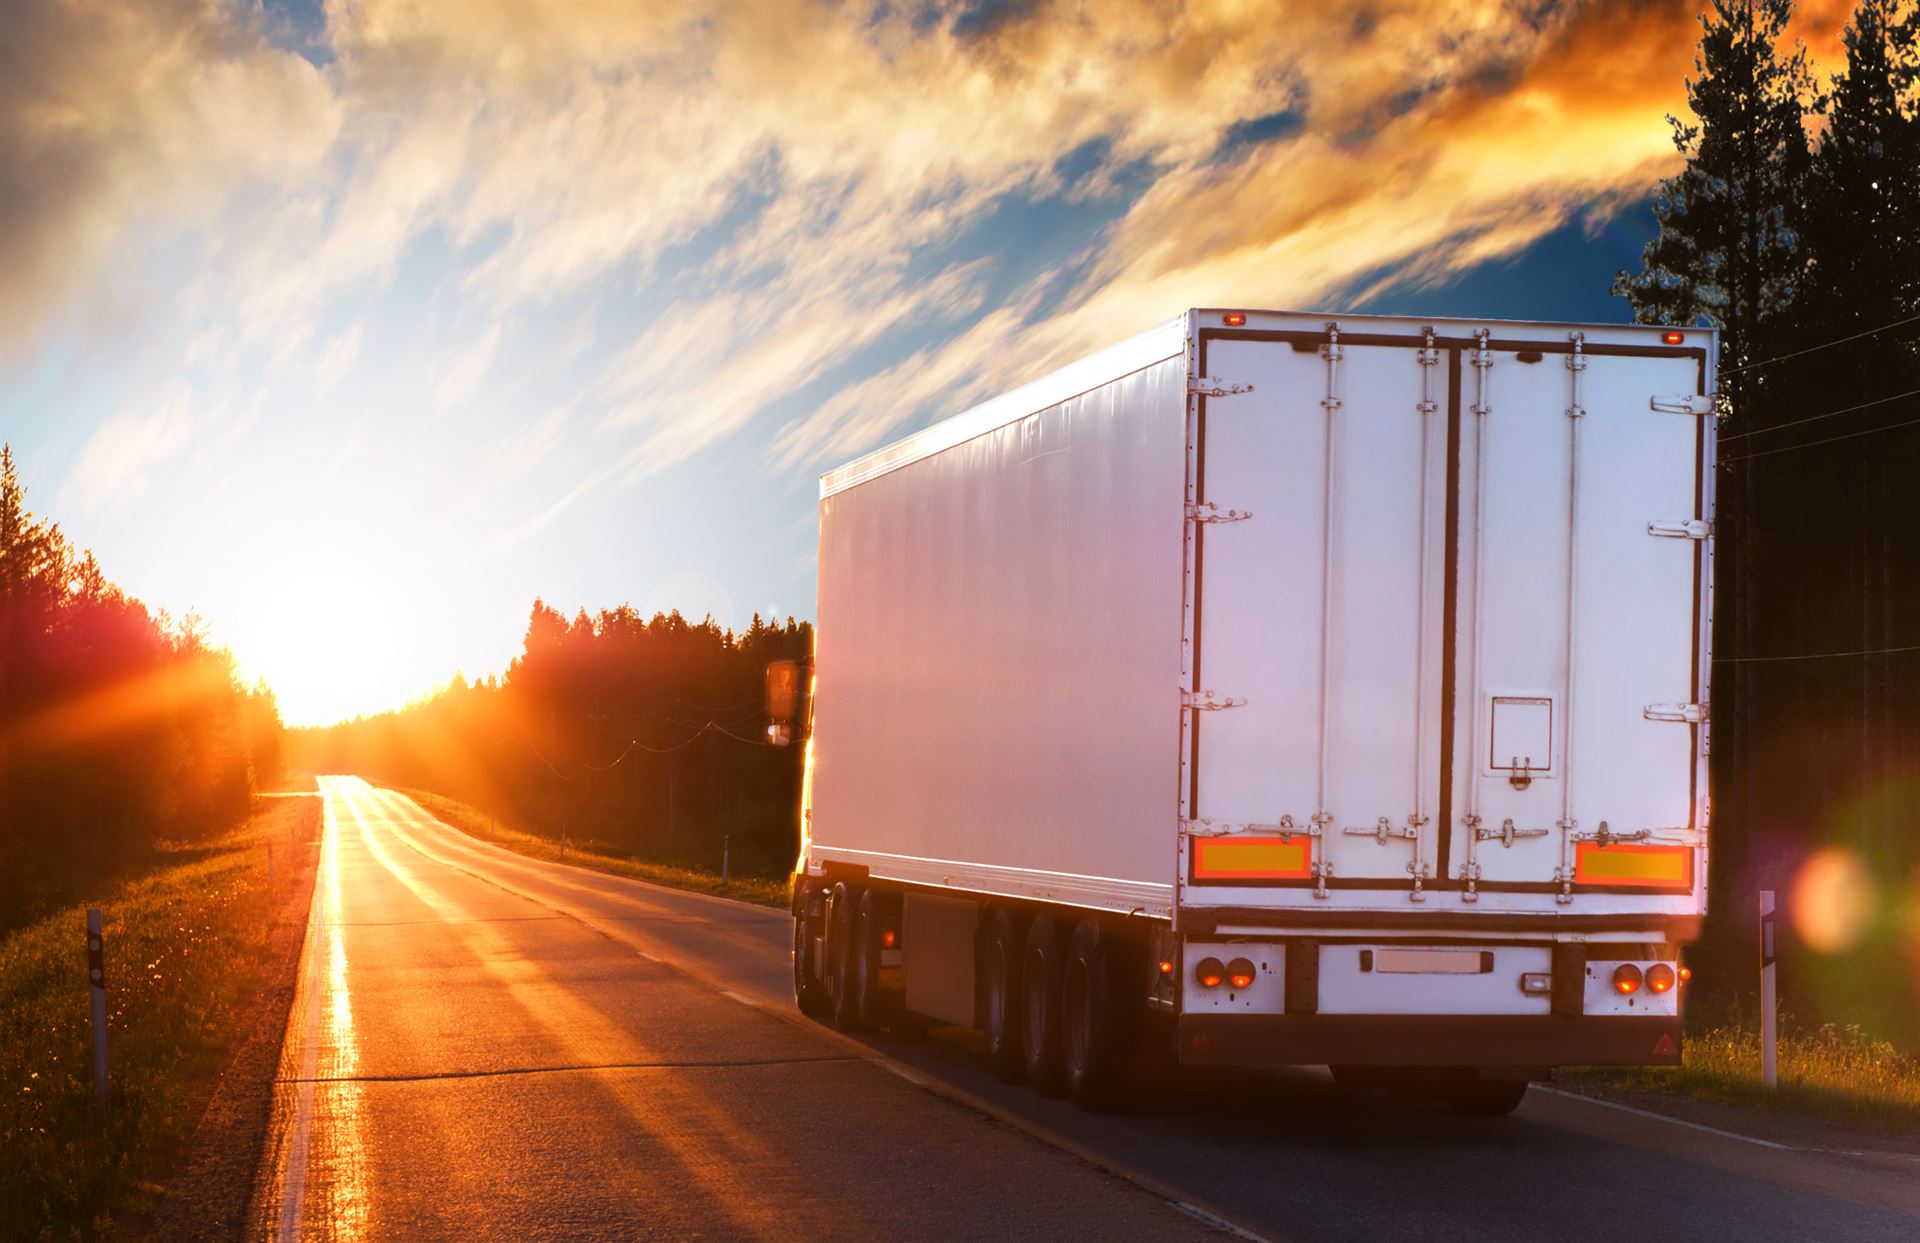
[766,659,800,747]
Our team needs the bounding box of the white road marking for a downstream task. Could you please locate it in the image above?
[1537,1085,1797,1150]
[1173,1200,1277,1243]
[720,990,759,1008]
[638,950,660,962]
[873,1057,933,1088]
[274,797,333,1240]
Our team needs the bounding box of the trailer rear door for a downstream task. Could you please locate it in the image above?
[1186,325,1707,905]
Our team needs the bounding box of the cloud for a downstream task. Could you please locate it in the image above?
[0,0,339,365]
[61,388,201,511]
[313,321,365,392]
[7,0,1862,525]
[434,319,505,413]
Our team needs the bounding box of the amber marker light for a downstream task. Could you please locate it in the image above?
[1159,958,1175,977]
[1612,963,1643,995]
[1662,330,1685,345]
[1194,957,1225,989]
[881,928,897,949]
[1223,312,1247,327]
[1227,958,1256,990]
[1679,966,1693,983]
[1646,963,1676,994]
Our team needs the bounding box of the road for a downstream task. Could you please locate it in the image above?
[255,777,1920,1241]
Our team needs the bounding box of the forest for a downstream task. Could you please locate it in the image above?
[1617,0,1919,1033]
[292,605,812,880]
[0,448,285,930]
[5,0,1917,1041]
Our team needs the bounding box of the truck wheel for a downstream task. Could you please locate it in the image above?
[854,888,893,1030]
[982,907,1027,1083]
[792,884,830,1017]
[827,881,863,1031]
[1020,914,1068,1096]
[1446,1079,1529,1117]
[1062,918,1130,1110]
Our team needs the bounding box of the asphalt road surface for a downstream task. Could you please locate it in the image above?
[255,778,1920,1241]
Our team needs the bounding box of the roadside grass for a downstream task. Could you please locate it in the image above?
[1568,1011,1920,1133]
[0,797,319,1241]
[397,787,791,909]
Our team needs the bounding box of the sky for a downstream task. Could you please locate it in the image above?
[0,0,1856,726]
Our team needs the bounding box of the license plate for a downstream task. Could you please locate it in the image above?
[1372,948,1488,975]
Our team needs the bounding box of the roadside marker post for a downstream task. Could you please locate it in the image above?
[268,839,275,887]
[722,834,731,890]
[86,908,108,1099]
[1759,889,1777,1089]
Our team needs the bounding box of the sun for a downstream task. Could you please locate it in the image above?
[242,570,404,727]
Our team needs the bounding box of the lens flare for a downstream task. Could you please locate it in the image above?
[1789,847,1878,955]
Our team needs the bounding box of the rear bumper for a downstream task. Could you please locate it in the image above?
[1175,1013,1682,1069]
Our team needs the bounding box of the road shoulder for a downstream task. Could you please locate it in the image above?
[147,799,322,1242]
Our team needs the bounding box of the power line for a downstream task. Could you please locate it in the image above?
[1718,310,1920,377]
[1716,642,1920,665]
[1719,407,1920,464]
[1719,385,1920,443]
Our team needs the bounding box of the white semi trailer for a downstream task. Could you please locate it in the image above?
[772,308,1715,1113]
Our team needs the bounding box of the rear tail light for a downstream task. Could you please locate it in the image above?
[1194,957,1225,989]
[1612,963,1643,995]
[1646,963,1676,994]
[1227,958,1256,990]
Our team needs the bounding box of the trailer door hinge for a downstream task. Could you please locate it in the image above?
[1651,393,1714,416]
[1190,376,1255,398]
[1188,501,1253,524]
[1647,518,1712,540]
[1644,702,1709,723]
[1182,689,1246,712]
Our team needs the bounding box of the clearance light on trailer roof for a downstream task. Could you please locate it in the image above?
[1662,330,1686,345]
[1222,312,1247,327]
[1573,842,1692,890]
[1191,835,1313,882]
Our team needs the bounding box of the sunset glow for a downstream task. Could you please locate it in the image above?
[0,0,1855,723]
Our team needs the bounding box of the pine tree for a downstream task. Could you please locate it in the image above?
[1613,0,1818,385]
[1612,0,1821,965]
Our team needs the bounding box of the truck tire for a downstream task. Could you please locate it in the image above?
[1020,914,1068,1096]
[854,888,893,1030]
[982,907,1027,1083]
[827,881,863,1031]
[792,884,830,1018]
[1061,918,1130,1110]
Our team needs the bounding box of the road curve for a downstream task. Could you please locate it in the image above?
[254,778,1920,1241]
